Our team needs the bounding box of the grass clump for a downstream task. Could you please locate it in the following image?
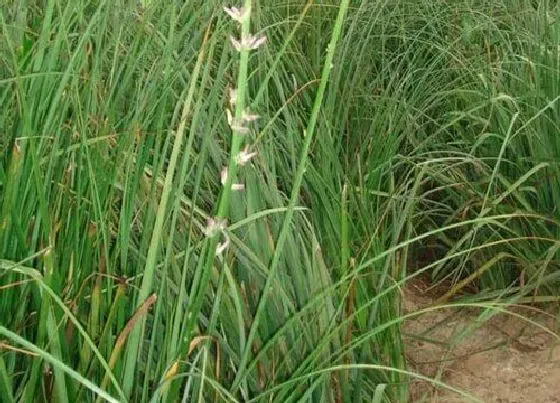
[390,0,560,297]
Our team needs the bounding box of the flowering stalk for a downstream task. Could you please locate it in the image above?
[230,0,352,391]
[176,0,263,365]
[217,2,263,221]
[202,1,265,254]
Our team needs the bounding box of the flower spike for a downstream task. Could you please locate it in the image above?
[223,6,249,24]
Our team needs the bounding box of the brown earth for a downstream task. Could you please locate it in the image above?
[403,276,560,402]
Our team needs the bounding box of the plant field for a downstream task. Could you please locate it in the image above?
[1,1,559,401]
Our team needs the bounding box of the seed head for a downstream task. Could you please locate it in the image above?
[229,33,267,52]
[241,110,260,122]
[226,109,250,134]
[203,217,228,238]
[229,88,237,106]
[223,6,249,24]
[216,234,231,257]
[220,166,229,185]
[220,166,245,191]
[235,146,257,166]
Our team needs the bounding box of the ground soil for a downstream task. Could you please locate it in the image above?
[403,276,560,402]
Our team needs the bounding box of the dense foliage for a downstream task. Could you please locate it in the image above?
[0,0,559,401]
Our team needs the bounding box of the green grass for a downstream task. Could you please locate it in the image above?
[1,0,559,402]
[394,0,560,297]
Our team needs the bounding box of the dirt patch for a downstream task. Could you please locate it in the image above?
[403,276,560,402]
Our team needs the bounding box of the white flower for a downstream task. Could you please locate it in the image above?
[220,166,229,185]
[241,110,260,122]
[229,88,237,106]
[203,217,228,238]
[220,166,245,191]
[223,6,249,24]
[226,109,249,134]
[235,146,257,166]
[229,34,267,52]
[226,109,233,125]
[203,217,231,256]
[216,233,231,256]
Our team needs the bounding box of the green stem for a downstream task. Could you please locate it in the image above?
[163,4,254,401]
[179,0,253,353]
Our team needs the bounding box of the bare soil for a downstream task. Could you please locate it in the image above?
[403,276,560,402]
